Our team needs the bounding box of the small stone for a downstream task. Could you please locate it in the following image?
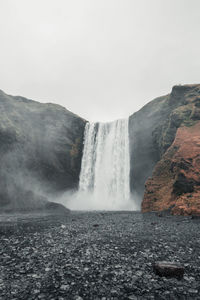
[74,296,83,300]
[153,261,184,279]
[163,291,170,295]
[110,289,118,296]
[38,294,46,299]
[188,289,198,294]
[60,285,69,291]
[135,270,143,277]
[184,276,195,282]
[128,295,138,300]
[45,267,51,272]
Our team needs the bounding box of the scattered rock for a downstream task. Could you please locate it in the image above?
[0,211,198,299]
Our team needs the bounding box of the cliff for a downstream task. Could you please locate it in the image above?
[142,121,200,215]
[1,83,200,214]
[129,84,200,198]
[0,90,86,212]
[140,84,200,215]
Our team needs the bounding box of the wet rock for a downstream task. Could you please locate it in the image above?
[153,261,184,279]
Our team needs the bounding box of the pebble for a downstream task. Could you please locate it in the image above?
[188,289,198,294]
[0,211,199,299]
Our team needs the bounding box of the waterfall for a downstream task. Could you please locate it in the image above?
[78,118,132,210]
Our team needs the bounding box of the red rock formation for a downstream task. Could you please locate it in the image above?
[142,121,200,215]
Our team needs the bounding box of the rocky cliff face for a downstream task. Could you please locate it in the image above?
[140,84,200,215]
[142,121,200,215]
[128,85,194,200]
[0,90,86,211]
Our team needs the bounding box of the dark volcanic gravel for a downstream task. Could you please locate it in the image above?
[0,211,200,299]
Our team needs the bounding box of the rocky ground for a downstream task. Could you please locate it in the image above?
[0,211,200,300]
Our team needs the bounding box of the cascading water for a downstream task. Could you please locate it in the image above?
[77,118,133,210]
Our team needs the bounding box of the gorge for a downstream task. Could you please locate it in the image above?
[0,84,200,214]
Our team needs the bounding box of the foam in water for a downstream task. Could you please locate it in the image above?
[67,118,135,210]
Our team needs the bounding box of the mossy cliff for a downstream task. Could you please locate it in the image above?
[142,121,200,215]
[129,84,200,214]
[129,84,200,204]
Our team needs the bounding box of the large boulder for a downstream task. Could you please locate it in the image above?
[153,261,184,279]
[0,90,86,211]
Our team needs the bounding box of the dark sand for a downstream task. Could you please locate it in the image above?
[0,211,200,299]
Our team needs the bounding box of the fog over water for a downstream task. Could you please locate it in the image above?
[0,0,200,122]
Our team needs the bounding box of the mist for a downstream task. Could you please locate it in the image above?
[56,190,140,211]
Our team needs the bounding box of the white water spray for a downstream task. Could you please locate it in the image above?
[73,118,133,210]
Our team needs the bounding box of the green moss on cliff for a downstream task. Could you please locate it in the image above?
[153,101,200,158]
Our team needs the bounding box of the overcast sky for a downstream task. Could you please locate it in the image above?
[0,0,200,122]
